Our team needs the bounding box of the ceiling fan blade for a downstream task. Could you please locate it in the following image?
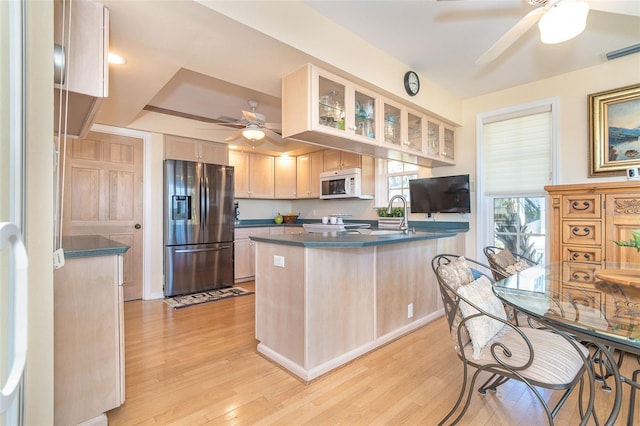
[224,129,243,142]
[264,122,282,132]
[589,0,640,17]
[475,7,546,65]
[264,128,283,143]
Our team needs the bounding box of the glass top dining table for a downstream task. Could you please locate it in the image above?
[493,263,640,355]
[493,262,640,425]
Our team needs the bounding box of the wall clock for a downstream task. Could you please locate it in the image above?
[403,71,420,96]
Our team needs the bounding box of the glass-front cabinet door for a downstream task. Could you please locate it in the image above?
[318,76,345,131]
[425,119,455,163]
[382,100,402,148]
[443,127,455,161]
[405,110,424,154]
[426,120,440,157]
[354,89,376,141]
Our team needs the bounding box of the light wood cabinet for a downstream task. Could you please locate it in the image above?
[297,151,323,199]
[274,156,297,199]
[54,0,109,138]
[545,182,640,294]
[426,119,455,162]
[229,151,275,198]
[54,253,125,425]
[323,150,361,171]
[164,135,228,164]
[282,63,456,167]
[235,227,293,282]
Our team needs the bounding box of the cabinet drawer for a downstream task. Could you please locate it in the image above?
[235,227,270,240]
[560,285,605,310]
[561,221,601,245]
[562,245,602,263]
[562,262,599,287]
[562,194,601,219]
[269,227,284,235]
[284,226,305,235]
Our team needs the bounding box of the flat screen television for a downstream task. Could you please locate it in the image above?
[409,174,471,214]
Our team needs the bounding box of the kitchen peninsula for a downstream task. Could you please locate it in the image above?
[250,227,465,381]
[54,235,128,425]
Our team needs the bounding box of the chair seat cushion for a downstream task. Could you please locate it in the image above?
[463,326,589,386]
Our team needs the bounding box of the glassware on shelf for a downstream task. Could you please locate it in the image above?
[406,112,422,151]
[384,104,401,146]
[354,92,375,139]
[427,121,439,156]
[318,76,345,130]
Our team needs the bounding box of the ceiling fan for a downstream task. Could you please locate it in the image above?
[222,100,283,146]
[475,0,640,64]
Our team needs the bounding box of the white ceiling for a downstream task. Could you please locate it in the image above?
[95,0,640,148]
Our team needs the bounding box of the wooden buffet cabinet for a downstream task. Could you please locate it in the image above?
[545,182,640,311]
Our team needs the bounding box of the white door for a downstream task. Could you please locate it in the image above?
[0,1,28,425]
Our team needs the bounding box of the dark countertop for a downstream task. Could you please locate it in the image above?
[236,219,469,233]
[62,235,130,259]
[249,229,461,248]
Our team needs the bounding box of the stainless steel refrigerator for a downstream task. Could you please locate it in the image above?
[164,160,234,297]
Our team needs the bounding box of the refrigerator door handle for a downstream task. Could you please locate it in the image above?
[199,166,206,228]
[175,245,232,254]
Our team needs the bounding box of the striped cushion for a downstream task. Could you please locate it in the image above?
[463,326,588,386]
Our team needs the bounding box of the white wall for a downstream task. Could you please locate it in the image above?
[458,54,640,259]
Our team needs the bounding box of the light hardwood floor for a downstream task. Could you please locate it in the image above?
[107,282,639,425]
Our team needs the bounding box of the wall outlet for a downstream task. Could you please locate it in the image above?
[273,255,285,268]
[407,303,413,319]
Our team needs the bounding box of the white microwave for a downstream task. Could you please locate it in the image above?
[320,168,372,200]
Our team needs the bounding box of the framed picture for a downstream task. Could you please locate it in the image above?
[589,84,640,177]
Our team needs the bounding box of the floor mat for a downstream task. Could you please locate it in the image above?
[164,287,253,309]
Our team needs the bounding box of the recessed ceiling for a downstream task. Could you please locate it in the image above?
[96,0,640,153]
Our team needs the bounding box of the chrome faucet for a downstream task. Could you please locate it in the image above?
[387,195,409,234]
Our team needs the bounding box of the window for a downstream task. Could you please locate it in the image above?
[386,160,418,202]
[477,100,557,263]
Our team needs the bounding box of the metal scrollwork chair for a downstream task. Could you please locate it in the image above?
[432,254,595,425]
[483,246,539,282]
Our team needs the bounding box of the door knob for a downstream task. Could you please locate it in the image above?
[134,223,142,229]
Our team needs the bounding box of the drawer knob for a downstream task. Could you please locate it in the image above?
[571,252,591,261]
[571,271,592,281]
[571,200,591,211]
[571,226,591,237]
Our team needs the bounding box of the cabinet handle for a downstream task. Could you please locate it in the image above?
[571,252,591,261]
[571,271,592,282]
[571,200,591,211]
[571,226,591,237]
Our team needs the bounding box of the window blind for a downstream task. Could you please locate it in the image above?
[483,109,552,195]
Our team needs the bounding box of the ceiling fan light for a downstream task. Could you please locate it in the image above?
[538,0,589,45]
[242,124,265,141]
